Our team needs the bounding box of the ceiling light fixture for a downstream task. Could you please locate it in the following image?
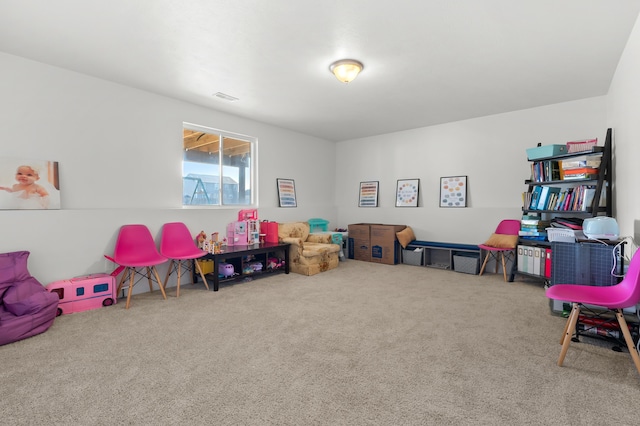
[329,59,364,83]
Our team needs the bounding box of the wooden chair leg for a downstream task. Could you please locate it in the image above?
[125,268,136,309]
[117,267,130,294]
[163,260,175,290]
[152,266,167,300]
[176,260,182,298]
[560,308,574,345]
[558,303,580,366]
[479,251,491,276]
[615,309,640,375]
[501,252,508,282]
[195,259,210,290]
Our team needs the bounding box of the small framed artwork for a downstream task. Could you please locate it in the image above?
[0,157,61,210]
[395,179,419,207]
[358,181,379,207]
[440,176,467,207]
[277,178,297,207]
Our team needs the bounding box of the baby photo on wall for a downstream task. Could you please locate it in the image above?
[0,158,61,210]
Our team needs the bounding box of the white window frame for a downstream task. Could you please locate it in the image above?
[182,122,257,208]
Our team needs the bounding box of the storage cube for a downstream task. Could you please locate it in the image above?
[402,248,423,266]
[453,254,480,275]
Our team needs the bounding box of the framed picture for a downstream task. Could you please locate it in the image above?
[440,175,467,207]
[277,178,297,207]
[395,179,419,207]
[358,181,379,207]
[0,157,61,210]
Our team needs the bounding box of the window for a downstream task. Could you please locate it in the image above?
[94,283,109,293]
[182,124,256,206]
[76,287,85,297]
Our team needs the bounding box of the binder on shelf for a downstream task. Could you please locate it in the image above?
[536,186,550,210]
[529,186,543,210]
[533,247,541,275]
[544,248,552,278]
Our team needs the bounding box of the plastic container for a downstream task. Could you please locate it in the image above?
[308,218,329,233]
[526,144,567,160]
[546,228,576,243]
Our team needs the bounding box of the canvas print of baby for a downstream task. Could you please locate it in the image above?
[0,159,61,210]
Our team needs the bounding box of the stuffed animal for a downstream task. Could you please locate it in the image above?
[219,262,235,278]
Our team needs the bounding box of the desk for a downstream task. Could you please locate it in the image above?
[195,242,290,291]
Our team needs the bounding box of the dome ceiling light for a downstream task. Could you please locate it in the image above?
[329,59,364,83]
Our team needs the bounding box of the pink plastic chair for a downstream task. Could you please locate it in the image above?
[545,249,640,375]
[160,222,209,297]
[113,224,168,309]
[478,219,521,281]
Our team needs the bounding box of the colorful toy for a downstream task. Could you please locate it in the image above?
[45,273,117,316]
[196,231,207,249]
[249,262,263,272]
[218,262,235,278]
[267,257,285,270]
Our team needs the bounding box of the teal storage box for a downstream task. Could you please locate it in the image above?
[308,218,329,233]
[526,144,567,160]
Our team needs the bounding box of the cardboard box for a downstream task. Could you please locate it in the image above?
[348,223,374,261]
[370,224,406,265]
[348,223,405,264]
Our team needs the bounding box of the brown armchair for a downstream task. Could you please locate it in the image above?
[278,222,340,276]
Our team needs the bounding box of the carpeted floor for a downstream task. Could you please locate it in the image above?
[1,260,639,425]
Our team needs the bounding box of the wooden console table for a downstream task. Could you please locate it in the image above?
[195,242,290,291]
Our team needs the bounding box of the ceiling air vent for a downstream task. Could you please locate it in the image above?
[212,92,239,102]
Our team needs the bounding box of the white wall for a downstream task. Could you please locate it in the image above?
[607,12,640,241]
[4,13,640,288]
[0,52,337,284]
[336,98,607,244]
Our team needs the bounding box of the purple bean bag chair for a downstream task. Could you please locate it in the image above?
[0,251,59,346]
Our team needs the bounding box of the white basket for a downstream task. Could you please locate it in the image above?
[546,228,576,243]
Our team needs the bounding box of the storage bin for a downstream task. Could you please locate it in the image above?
[308,218,329,233]
[546,228,576,243]
[566,138,597,153]
[526,144,567,160]
[197,259,214,275]
[402,248,423,266]
[453,254,480,275]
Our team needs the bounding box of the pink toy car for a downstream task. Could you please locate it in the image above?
[46,273,117,316]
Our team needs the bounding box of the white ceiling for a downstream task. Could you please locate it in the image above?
[1,1,639,142]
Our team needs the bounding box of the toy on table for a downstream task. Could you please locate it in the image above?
[196,231,207,249]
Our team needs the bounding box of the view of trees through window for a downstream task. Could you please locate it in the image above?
[182,124,255,206]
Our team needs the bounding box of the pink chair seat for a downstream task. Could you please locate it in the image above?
[114,225,167,267]
[111,224,168,309]
[545,246,640,375]
[478,219,521,281]
[160,222,209,297]
[160,223,208,261]
[546,284,635,310]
